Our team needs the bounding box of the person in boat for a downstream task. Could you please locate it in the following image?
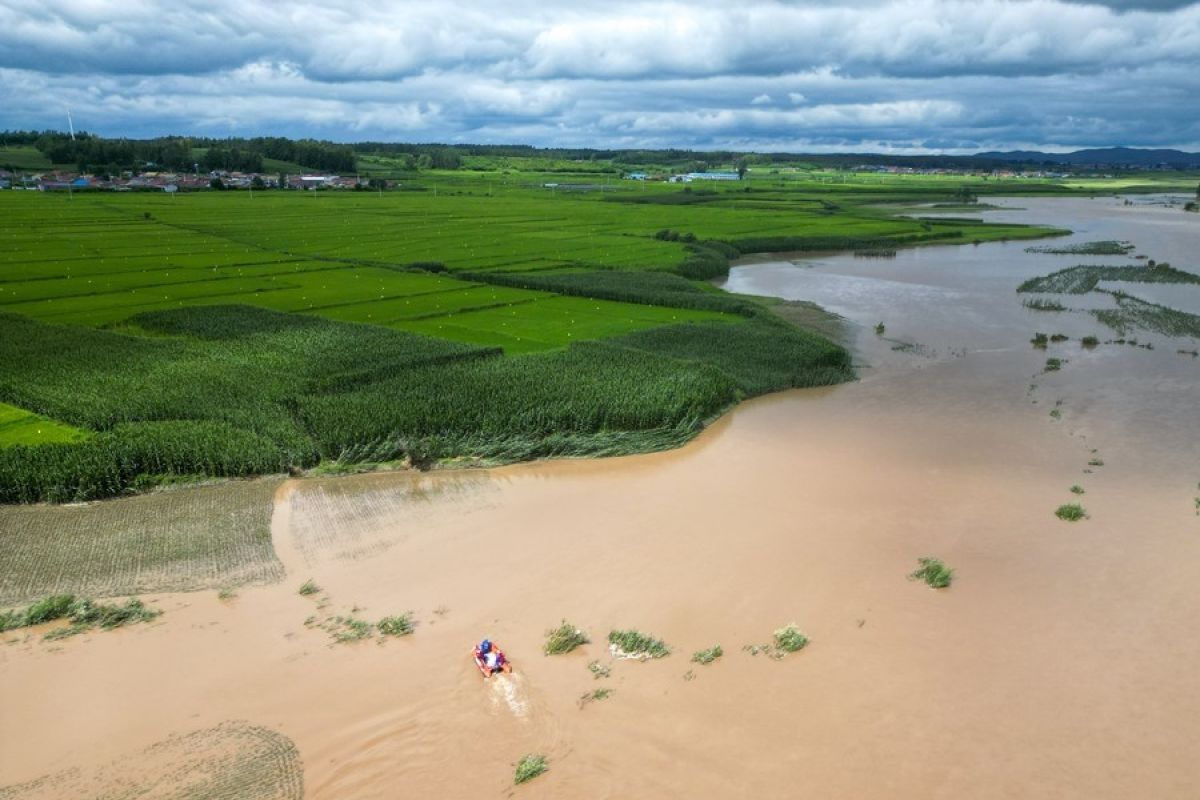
[475,638,510,676]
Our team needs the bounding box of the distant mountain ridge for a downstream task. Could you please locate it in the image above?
[975,147,1200,167]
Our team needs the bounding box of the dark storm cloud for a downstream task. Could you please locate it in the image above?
[0,1,1197,151]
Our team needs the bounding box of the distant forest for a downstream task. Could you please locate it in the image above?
[0,131,357,174]
[3,130,1197,173]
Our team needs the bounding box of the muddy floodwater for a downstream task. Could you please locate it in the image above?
[2,196,1199,798]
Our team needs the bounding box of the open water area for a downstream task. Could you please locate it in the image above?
[1,196,1198,798]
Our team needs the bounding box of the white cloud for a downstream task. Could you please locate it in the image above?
[0,1,1197,150]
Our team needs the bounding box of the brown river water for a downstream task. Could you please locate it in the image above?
[2,196,1199,798]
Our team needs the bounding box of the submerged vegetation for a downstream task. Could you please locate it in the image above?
[1093,293,1200,339]
[377,614,415,637]
[608,628,671,659]
[0,594,160,638]
[909,557,955,589]
[1018,264,1200,295]
[691,644,724,665]
[773,625,810,653]
[514,754,548,785]
[1055,503,1088,521]
[1025,240,1133,256]
[1024,298,1067,312]
[544,620,589,655]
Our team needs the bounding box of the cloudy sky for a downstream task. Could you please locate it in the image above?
[1,0,1198,153]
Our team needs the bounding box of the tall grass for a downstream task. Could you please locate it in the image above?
[608,629,671,659]
[1055,503,1087,521]
[544,620,589,655]
[514,754,548,785]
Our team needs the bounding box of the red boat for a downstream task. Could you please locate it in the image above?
[473,639,512,678]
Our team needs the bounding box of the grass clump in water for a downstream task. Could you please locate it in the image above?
[691,644,724,665]
[1031,332,1049,349]
[1044,358,1063,372]
[608,629,671,659]
[1056,503,1087,521]
[1025,240,1133,256]
[514,754,548,785]
[377,614,414,637]
[1081,336,1100,348]
[1024,298,1067,312]
[1070,485,1085,495]
[298,579,321,596]
[323,616,372,643]
[579,687,613,707]
[587,660,611,679]
[544,620,589,655]
[0,594,75,631]
[773,624,810,653]
[2,595,161,639]
[909,557,955,589]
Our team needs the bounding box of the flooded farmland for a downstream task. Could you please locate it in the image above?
[2,196,1199,798]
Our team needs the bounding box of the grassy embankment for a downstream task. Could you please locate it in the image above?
[0,174,1065,502]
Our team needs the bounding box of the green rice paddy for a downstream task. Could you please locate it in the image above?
[0,173,1071,498]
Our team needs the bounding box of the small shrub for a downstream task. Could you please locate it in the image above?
[1088,458,1105,467]
[299,580,320,596]
[1031,332,1048,348]
[544,620,589,655]
[1056,503,1087,521]
[691,644,723,665]
[608,629,670,659]
[773,624,810,653]
[217,587,237,601]
[1070,485,1085,495]
[1050,333,1069,342]
[514,754,548,785]
[377,614,414,637]
[909,557,954,589]
[875,322,886,336]
[1081,336,1100,348]
[1044,358,1062,372]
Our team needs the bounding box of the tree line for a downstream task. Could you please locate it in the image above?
[1,131,355,175]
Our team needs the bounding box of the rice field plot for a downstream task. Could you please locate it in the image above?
[0,402,88,448]
[0,478,283,605]
[0,720,303,800]
[296,340,740,462]
[1093,294,1200,339]
[1018,265,1200,294]
[313,284,550,325]
[393,294,733,352]
[607,318,853,396]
